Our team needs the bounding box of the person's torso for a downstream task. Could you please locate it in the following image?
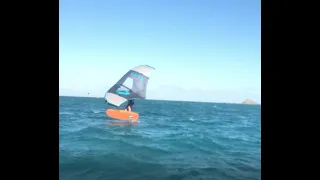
[128,101,134,106]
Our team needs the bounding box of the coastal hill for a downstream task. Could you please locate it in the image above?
[242,98,258,105]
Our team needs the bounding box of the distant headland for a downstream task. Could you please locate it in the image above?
[241,98,258,105]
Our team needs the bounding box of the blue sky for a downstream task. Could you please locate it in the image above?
[59,0,261,103]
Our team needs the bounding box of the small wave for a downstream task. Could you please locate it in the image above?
[91,109,103,114]
[59,112,73,115]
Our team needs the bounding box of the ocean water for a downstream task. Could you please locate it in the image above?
[59,96,261,180]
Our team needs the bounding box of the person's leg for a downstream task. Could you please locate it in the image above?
[128,106,131,112]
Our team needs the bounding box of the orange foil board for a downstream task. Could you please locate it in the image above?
[106,109,139,121]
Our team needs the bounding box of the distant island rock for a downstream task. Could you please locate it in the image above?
[242,99,257,105]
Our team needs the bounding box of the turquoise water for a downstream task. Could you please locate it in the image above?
[59,96,261,180]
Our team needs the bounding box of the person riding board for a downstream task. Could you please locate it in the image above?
[124,99,134,112]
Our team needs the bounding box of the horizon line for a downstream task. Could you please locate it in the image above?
[59,95,261,105]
